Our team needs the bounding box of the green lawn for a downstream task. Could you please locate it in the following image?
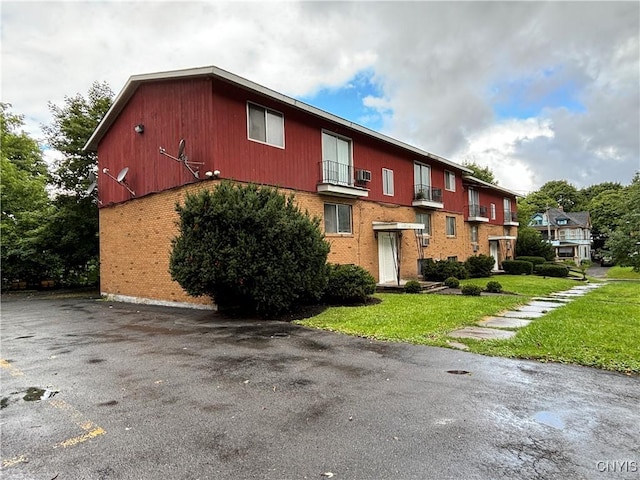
[607,266,640,280]
[296,275,640,374]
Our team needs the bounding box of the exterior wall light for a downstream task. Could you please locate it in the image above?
[134,124,144,134]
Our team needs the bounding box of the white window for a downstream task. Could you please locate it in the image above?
[445,171,456,191]
[382,168,394,196]
[416,212,432,236]
[247,103,284,148]
[471,225,479,242]
[322,131,352,185]
[324,203,352,234]
[446,216,456,237]
[490,203,496,220]
[414,162,431,194]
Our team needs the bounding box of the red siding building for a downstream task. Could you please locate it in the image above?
[86,66,519,308]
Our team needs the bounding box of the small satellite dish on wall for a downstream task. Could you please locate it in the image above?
[102,166,135,197]
[158,138,203,179]
[116,167,129,182]
[86,171,97,194]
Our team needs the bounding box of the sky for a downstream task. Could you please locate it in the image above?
[2,1,639,195]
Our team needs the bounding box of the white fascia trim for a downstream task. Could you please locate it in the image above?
[373,222,425,231]
[462,175,521,198]
[101,292,217,310]
[84,65,472,174]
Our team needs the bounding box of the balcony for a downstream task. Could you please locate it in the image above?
[503,210,519,226]
[466,204,489,222]
[412,184,444,209]
[317,161,368,198]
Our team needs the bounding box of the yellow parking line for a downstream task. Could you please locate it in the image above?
[2,455,28,468]
[0,359,24,376]
[55,427,105,449]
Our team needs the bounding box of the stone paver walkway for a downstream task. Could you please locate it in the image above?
[447,282,603,346]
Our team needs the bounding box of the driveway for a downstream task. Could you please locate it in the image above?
[1,294,638,479]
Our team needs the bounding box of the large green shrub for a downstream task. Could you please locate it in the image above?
[515,256,546,266]
[464,254,495,278]
[535,264,569,277]
[422,259,468,282]
[515,226,554,261]
[323,264,376,304]
[502,260,534,275]
[169,181,330,316]
[461,284,483,296]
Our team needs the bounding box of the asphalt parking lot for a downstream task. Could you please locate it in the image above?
[1,293,639,479]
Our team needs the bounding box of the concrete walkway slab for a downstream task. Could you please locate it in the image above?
[502,310,546,319]
[449,327,516,340]
[527,301,565,309]
[534,297,571,303]
[479,317,532,328]
[517,305,555,313]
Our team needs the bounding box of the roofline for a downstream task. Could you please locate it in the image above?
[83,65,472,173]
[462,175,521,198]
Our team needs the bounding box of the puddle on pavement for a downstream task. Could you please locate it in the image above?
[533,411,565,430]
[23,387,58,402]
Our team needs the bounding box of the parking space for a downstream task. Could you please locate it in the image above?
[1,293,639,479]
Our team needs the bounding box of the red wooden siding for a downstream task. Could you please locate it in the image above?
[97,76,504,215]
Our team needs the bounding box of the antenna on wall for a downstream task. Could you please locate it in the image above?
[159,138,204,179]
[102,167,135,197]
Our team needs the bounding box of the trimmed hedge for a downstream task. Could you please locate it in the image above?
[404,280,422,294]
[323,263,376,303]
[485,281,503,293]
[461,284,483,296]
[465,254,495,278]
[535,264,569,277]
[444,277,460,288]
[422,259,469,282]
[502,260,534,275]
[515,256,546,266]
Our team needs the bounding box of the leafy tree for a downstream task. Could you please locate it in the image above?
[1,105,60,285]
[588,189,628,239]
[169,181,330,316]
[517,191,556,224]
[515,226,554,261]
[463,161,498,185]
[537,180,583,212]
[606,173,640,271]
[581,182,623,204]
[42,82,113,284]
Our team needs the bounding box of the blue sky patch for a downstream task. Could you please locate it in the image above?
[299,70,387,131]
[491,70,586,119]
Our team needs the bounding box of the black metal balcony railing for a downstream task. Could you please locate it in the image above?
[468,204,488,218]
[319,160,353,186]
[504,210,518,223]
[413,184,443,203]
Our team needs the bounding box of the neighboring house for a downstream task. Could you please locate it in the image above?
[85,66,520,308]
[529,207,592,264]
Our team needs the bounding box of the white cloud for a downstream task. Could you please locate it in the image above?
[2,1,638,193]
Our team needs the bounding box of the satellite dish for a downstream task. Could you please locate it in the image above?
[116,167,129,182]
[178,139,186,160]
[85,182,97,194]
[88,171,97,183]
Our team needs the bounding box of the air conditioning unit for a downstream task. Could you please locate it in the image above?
[421,236,430,247]
[356,169,372,182]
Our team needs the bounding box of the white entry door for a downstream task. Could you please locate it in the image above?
[489,241,500,271]
[378,232,398,284]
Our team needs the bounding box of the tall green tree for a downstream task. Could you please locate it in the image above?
[42,82,113,284]
[515,226,554,261]
[1,104,60,285]
[606,173,640,271]
[537,180,583,212]
[463,161,499,185]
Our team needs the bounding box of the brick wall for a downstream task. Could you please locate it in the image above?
[99,181,516,306]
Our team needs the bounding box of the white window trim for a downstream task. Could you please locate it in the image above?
[247,102,285,149]
[382,168,394,196]
[324,203,352,234]
[446,216,456,237]
[445,170,456,192]
[416,213,432,236]
[321,130,354,185]
[490,203,496,220]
